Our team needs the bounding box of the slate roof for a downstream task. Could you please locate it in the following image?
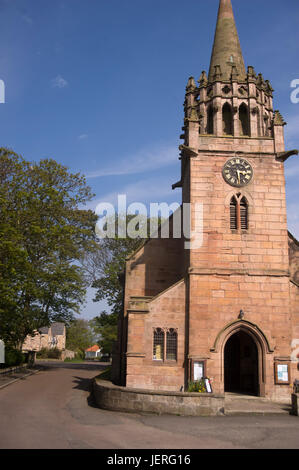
[38,323,65,336]
[39,327,49,335]
[50,323,65,336]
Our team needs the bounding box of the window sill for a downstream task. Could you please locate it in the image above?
[152,360,178,366]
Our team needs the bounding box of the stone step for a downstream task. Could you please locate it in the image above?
[224,394,291,415]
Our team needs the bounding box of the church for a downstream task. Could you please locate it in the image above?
[112,0,299,403]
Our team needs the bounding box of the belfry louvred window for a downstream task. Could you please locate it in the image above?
[240,197,248,230]
[230,195,248,231]
[153,328,178,362]
[230,197,238,230]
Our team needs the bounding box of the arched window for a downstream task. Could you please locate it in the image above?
[230,195,249,231]
[223,103,233,135]
[239,103,250,136]
[166,329,178,361]
[230,196,238,230]
[207,105,214,134]
[240,197,248,230]
[153,328,164,361]
[153,328,178,362]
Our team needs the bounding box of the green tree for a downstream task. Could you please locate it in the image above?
[0,148,97,348]
[84,215,158,353]
[90,311,119,355]
[66,319,94,355]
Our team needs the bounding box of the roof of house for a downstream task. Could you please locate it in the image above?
[85,345,100,352]
[51,322,65,336]
[38,322,65,336]
[39,327,49,335]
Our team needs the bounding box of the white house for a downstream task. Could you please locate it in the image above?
[85,345,101,359]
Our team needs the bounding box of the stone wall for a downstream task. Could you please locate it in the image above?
[61,350,75,360]
[125,279,186,391]
[93,378,225,417]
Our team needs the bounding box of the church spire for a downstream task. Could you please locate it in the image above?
[208,0,246,82]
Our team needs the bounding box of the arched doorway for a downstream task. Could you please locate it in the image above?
[224,331,259,395]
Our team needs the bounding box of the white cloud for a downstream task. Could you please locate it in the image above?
[51,75,68,89]
[85,144,178,178]
[85,174,180,213]
[78,134,88,140]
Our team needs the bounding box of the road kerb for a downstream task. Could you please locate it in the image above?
[0,368,42,390]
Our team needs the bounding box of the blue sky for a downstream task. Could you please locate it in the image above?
[1,0,298,319]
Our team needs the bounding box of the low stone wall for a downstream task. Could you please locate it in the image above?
[93,379,225,416]
[292,393,299,416]
[61,350,75,360]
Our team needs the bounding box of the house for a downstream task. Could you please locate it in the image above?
[22,322,66,352]
[85,345,101,359]
[112,0,299,404]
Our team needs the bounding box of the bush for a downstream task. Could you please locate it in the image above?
[36,348,61,360]
[4,348,25,368]
[36,347,49,359]
[47,348,61,359]
[74,349,85,361]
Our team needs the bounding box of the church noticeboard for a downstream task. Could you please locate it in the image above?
[274,362,290,385]
[194,361,204,381]
[0,340,4,364]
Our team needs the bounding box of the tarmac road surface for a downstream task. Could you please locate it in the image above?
[0,361,298,449]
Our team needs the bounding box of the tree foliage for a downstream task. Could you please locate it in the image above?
[0,148,97,347]
[84,215,157,353]
[66,319,94,354]
[89,311,119,355]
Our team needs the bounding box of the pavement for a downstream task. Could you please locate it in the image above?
[224,392,292,416]
[0,366,40,389]
[0,361,298,449]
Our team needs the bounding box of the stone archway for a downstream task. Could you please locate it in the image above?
[211,320,274,397]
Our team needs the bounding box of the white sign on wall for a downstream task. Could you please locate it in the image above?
[194,362,204,381]
[0,340,5,364]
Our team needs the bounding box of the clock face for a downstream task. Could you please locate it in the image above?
[222,158,253,187]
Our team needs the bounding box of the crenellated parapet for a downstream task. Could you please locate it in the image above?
[181,64,277,149]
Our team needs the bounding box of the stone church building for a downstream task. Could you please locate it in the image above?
[113,0,299,403]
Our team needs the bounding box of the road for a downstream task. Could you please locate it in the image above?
[0,362,299,449]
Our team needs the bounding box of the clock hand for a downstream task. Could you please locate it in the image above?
[237,170,241,185]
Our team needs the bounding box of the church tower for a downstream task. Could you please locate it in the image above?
[114,0,299,405]
[176,0,297,401]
